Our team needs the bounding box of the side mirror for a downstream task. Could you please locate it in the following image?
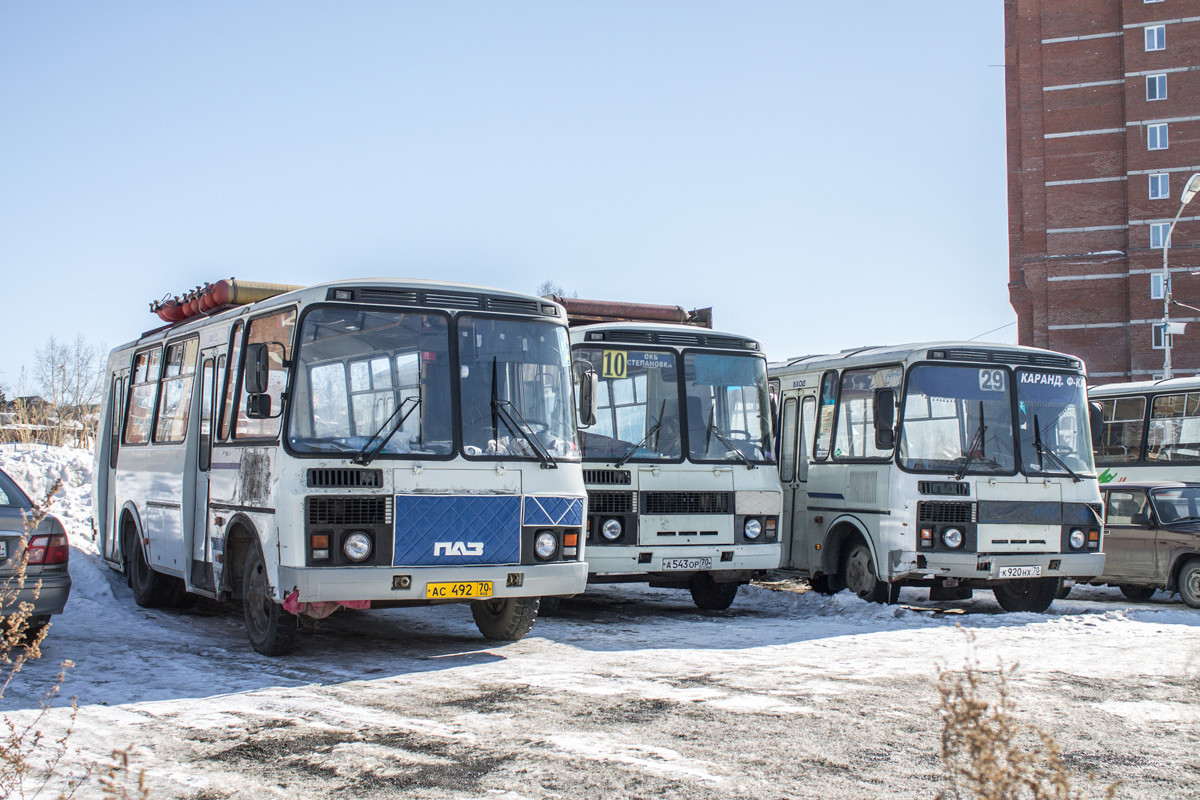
[575,360,598,427]
[1089,401,1104,447]
[244,343,271,395]
[874,387,897,449]
[245,393,272,419]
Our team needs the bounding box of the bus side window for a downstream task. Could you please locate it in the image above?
[124,348,162,445]
[798,395,815,481]
[154,338,199,444]
[778,397,798,482]
[219,322,244,442]
[236,309,297,440]
[1096,397,1145,463]
[813,371,838,461]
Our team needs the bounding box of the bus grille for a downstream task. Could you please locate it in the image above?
[642,491,732,515]
[584,469,632,485]
[588,491,635,514]
[917,501,975,525]
[307,496,392,526]
[307,468,383,488]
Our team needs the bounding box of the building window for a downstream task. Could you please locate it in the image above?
[1152,272,1167,299]
[1148,123,1169,150]
[1151,222,1172,248]
[1150,173,1170,199]
[1146,25,1166,51]
[1153,324,1173,350]
[1147,73,1168,101]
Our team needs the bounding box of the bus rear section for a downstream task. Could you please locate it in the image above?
[564,307,781,611]
[92,278,591,655]
[771,343,1105,613]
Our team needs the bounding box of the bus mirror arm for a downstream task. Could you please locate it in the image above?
[874,388,897,449]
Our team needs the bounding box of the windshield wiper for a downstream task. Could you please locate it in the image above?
[354,396,421,466]
[705,406,756,470]
[493,399,557,469]
[1032,414,1081,482]
[616,401,666,467]
[955,401,986,481]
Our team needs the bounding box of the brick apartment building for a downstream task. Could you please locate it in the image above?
[1006,0,1200,384]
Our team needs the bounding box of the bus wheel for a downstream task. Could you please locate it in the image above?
[243,545,298,656]
[992,577,1056,613]
[689,574,739,610]
[1178,559,1200,609]
[1118,584,1155,602]
[471,597,539,641]
[127,531,173,608]
[842,542,891,604]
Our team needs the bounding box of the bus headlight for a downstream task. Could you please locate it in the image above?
[1069,528,1086,549]
[744,518,763,540]
[942,528,964,549]
[343,532,373,562]
[601,518,622,541]
[535,531,559,560]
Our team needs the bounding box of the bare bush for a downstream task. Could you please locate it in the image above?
[937,636,1118,800]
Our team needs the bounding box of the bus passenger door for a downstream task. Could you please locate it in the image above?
[188,353,218,592]
[790,396,817,571]
[102,370,128,564]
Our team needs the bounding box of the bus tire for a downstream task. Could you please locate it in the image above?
[242,544,298,656]
[127,530,174,609]
[471,597,539,641]
[991,577,1057,613]
[1118,584,1155,602]
[1178,559,1200,609]
[689,574,739,610]
[841,541,891,604]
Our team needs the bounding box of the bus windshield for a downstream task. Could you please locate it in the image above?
[683,353,774,464]
[574,347,682,462]
[458,316,579,461]
[288,308,455,456]
[1015,370,1094,477]
[898,365,1016,475]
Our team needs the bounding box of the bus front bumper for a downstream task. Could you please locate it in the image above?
[588,543,781,580]
[890,550,1105,582]
[277,561,588,604]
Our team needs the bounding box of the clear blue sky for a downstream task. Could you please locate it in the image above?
[0,1,1011,392]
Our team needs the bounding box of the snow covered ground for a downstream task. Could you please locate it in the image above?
[1,444,1198,799]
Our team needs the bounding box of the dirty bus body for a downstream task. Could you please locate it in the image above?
[557,297,781,611]
[92,279,589,655]
[769,343,1105,613]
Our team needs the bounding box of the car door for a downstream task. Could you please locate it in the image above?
[1102,489,1156,581]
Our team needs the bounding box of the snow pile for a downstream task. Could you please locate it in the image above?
[0,444,95,548]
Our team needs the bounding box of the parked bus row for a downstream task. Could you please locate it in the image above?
[92,278,1112,655]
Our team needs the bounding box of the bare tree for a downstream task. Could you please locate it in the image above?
[33,335,106,447]
[537,280,578,299]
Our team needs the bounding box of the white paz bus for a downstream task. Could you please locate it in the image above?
[551,297,781,610]
[92,278,592,654]
[769,343,1105,612]
[1089,376,1200,483]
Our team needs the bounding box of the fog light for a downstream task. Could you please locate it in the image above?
[601,518,622,541]
[744,518,762,540]
[535,531,558,560]
[942,528,964,549]
[1069,528,1086,549]
[343,531,372,562]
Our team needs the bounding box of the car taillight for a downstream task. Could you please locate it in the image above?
[27,534,68,565]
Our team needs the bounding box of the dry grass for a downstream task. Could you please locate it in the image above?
[936,633,1119,800]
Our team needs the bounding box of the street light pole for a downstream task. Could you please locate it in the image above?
[1161,172,1200,379]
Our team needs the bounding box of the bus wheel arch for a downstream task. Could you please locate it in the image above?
[121,506,173,608]
[223,518,258,601]
[825,521,894,604]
